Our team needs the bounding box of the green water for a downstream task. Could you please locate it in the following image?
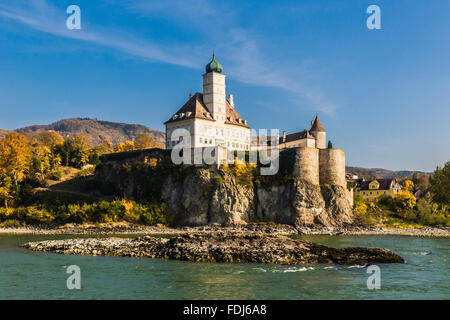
[0,234,448,299]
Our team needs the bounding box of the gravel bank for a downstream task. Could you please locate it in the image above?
[22,232,405,265]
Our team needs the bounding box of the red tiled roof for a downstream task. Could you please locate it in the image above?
[224,99,249,128]
[165,93,249,128]
[164,93,215,124]
[280,130,314,144]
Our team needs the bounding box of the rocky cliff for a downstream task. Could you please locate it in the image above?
[94,149,354,228]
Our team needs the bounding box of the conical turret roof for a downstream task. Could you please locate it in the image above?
[310,115,325,132]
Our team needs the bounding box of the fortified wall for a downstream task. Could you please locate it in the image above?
[96,146,354,227]
[291,146,346,187]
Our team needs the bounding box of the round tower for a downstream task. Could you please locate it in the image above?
[310,115,326,149]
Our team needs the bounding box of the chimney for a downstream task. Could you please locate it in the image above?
[228,94,234,108]
[282,130,286,142]
[189,93,193,98]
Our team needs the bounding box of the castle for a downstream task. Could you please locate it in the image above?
[164,54,251,151]
[164,54,347,191]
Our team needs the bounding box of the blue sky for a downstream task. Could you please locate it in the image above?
[0,0,449,171]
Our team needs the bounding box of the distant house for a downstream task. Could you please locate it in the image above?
[345,173,359,180]
[414,190,423,200]
[355,178,401,201]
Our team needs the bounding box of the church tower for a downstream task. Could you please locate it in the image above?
[310,115,326,149]
[203,53,226,123]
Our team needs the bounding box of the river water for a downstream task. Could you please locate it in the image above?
[0,234,448,299]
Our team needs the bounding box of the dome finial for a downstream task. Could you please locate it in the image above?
[205,51,223,73]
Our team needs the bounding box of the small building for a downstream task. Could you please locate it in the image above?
[355,178,401,201]
[345,173,359,180]
[278,115,327,150]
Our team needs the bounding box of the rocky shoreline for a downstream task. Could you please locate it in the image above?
[1,222,449,238]
[22,232,404,265]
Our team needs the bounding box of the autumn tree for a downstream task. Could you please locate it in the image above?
[134,134,161,150]
[430,161,450,206]
[31,130,64,148]
[0,133,32,206]
[114,141,135,153]
[416,174,430,192]
[402,179,414,193]
[56,134,92,168]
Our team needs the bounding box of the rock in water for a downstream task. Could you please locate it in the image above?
[22,233,404,264]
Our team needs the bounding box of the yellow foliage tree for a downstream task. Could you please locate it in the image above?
[0,133,31,185]
[395,190,417,217]
[403,179,414,193]
[134,134,162,150]
[31,130,63,148]
[114,141,135,152]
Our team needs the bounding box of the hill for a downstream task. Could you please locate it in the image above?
[0,129,9,139]
[346,166,431,179]
[14,118,165,146]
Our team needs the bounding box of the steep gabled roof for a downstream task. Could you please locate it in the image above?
[357,178,398,191]
[164,93,215,124]
[225,99,250,128]
[310,115,325,132]
[279,129,314,144]
[165,93,250,128]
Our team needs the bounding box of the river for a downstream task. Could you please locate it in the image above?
[0,234,448,299]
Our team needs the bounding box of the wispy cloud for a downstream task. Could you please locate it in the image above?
[0,0,199,68]
[0,0,337,115]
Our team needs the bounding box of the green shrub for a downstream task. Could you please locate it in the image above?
[0,200,174,226]
[0,219,25,228]
[51,170,63,181]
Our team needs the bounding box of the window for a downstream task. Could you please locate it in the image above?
[200,138,203,143]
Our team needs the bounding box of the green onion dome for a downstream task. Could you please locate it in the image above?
[205,53,223,73]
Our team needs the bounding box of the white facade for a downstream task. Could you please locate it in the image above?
[165,63,251,151]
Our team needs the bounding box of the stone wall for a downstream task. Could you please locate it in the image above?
[318,148,346,187]
[292,147,319,185]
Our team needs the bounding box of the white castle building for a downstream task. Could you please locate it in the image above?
[165,54,327,152]
[165,54,251,151]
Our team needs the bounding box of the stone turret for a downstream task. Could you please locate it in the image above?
[309,115,326,149]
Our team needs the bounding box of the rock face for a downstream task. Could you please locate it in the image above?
[94,149,355,228]
[160,168,354,228]
[22,233,404,264]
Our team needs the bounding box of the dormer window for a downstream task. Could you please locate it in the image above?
[173,114,179,120]
[186,112,192,117]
